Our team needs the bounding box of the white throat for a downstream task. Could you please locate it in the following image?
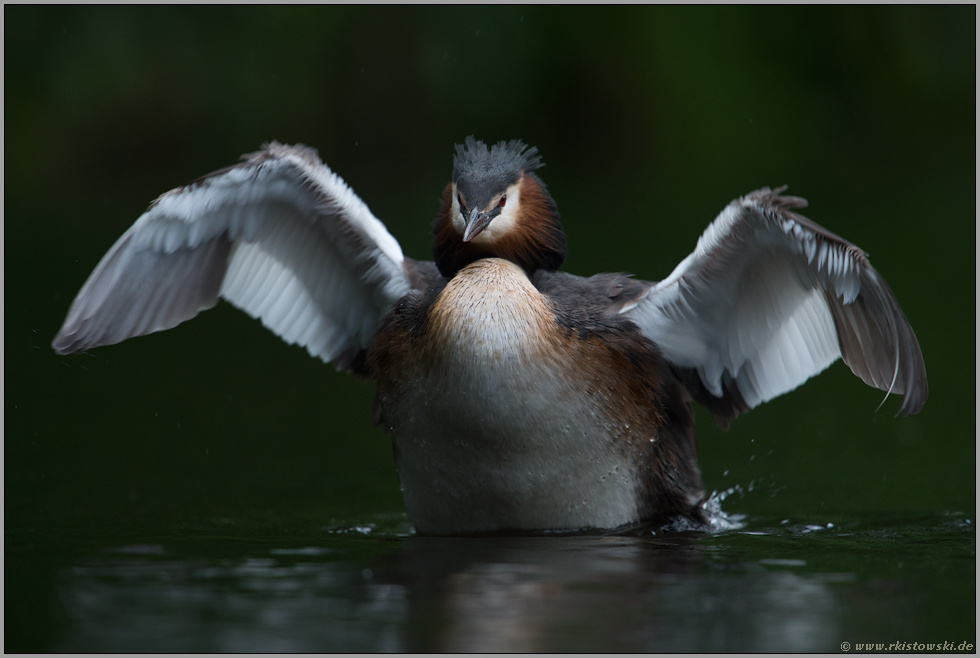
[452,182,522,245]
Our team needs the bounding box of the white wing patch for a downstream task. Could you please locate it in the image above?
[53,143,412,370]
[626,188,926,416]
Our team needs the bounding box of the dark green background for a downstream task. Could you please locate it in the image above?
[5,6,975,651]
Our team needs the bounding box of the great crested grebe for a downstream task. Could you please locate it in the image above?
[53,138,927,536]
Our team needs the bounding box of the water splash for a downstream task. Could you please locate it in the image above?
[700,486,747,533]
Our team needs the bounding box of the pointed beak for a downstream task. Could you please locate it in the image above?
[462,206,493,242]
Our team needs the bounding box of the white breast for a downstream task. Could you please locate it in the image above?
[378,258,643,535]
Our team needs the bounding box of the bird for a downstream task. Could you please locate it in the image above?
[52,137,927,536]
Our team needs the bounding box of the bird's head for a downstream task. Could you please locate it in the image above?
[432,136,567,278]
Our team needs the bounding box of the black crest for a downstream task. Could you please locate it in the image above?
[434,137,566,278]
[452,137,544,200]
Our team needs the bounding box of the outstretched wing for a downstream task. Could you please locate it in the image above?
[52,142,415,370]
[625,187,927,422]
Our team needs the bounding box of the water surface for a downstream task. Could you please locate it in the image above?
[8,511,973,652]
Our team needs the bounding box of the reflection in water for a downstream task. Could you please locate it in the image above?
[55,549,406,652]
[396,536,837,652]
[53,534,843,652]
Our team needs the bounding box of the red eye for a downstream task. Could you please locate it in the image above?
[499,194,507,208]
[457,194,464,208]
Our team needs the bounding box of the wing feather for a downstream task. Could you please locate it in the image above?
[625,187,926,420]
[53,142,413,371]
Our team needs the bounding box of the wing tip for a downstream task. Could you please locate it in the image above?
[742,186,809,213]
[51,335,72,355]
[250,141,323,168]
[894,355,929,417]
[51,327,90,356]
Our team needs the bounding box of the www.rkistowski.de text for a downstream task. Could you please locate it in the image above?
[841,641,974,652]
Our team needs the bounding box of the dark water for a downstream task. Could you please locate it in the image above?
[8,512,974,652]
[6,6,975,652]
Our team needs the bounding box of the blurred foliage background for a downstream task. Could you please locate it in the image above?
[5,6,975,538]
